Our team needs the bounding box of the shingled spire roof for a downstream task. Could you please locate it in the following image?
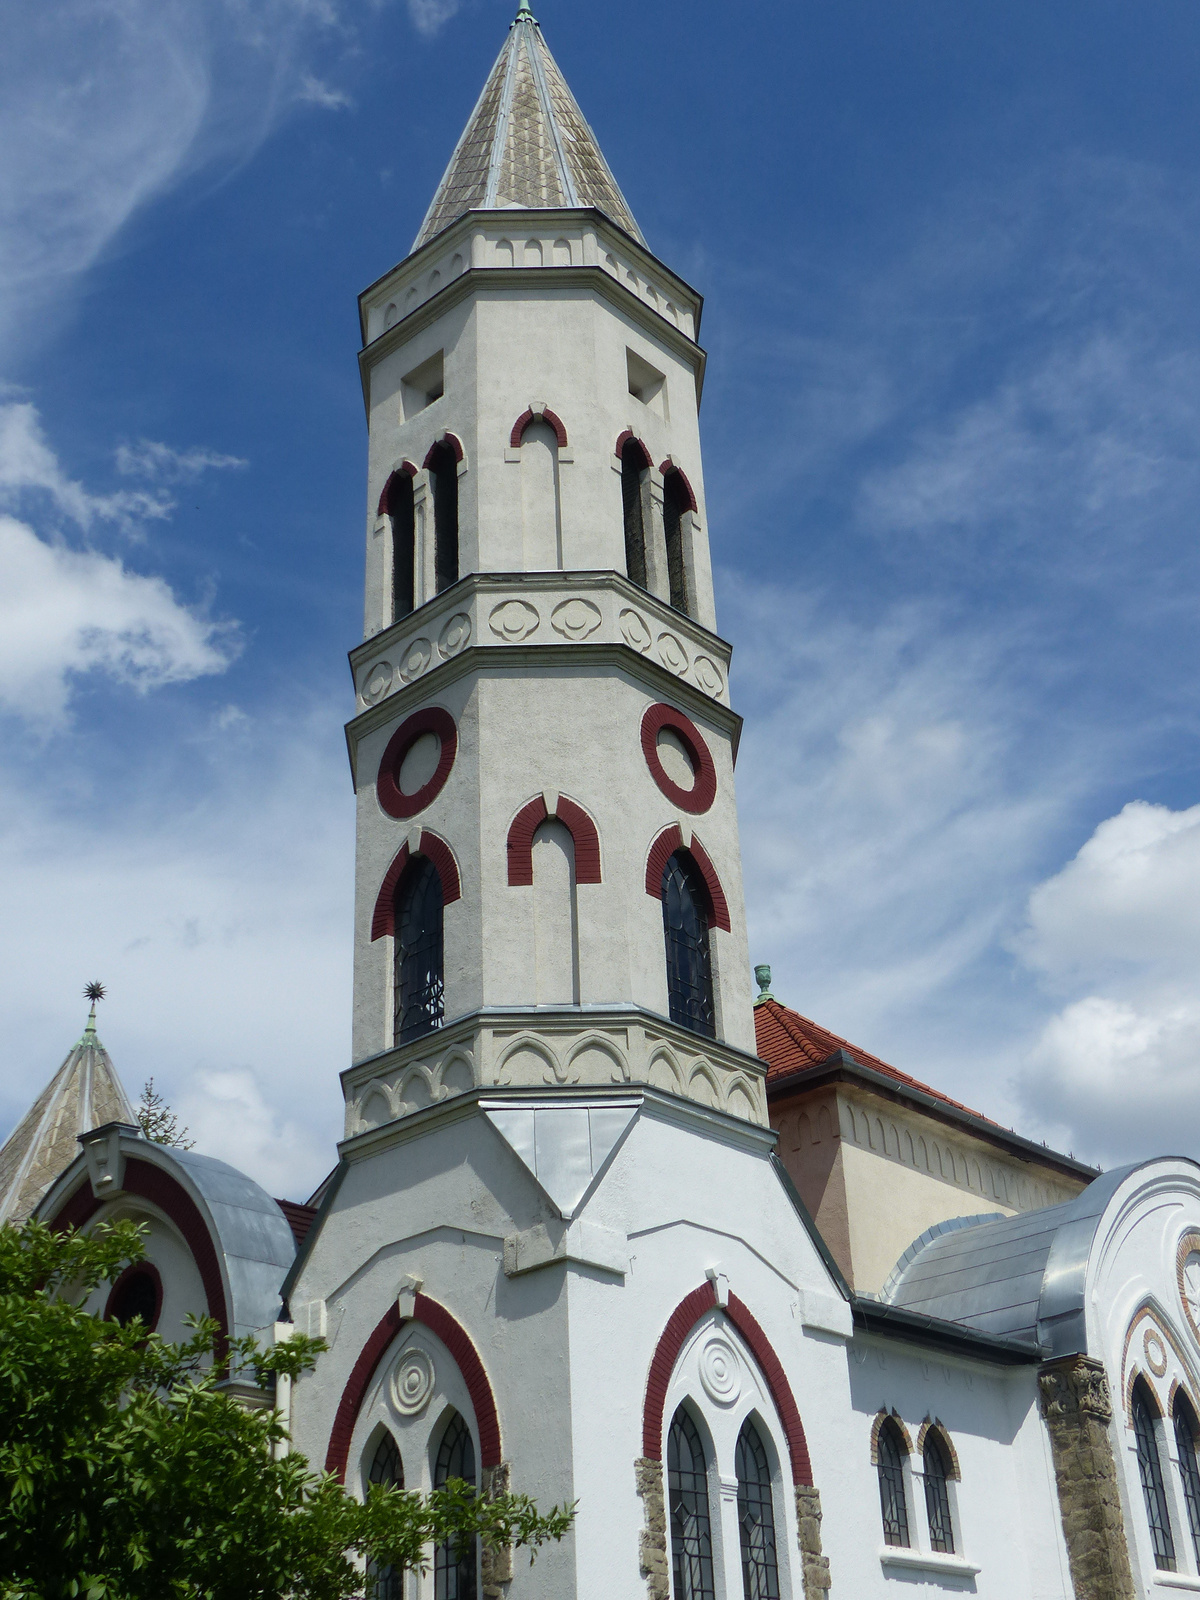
[0,1000,136,1225]
[412,4,644,252]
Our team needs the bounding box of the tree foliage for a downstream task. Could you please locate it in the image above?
[0,1218,572,1600]
[134,1079,194,1149]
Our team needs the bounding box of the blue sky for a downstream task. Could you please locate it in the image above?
[3,0,1200,1196]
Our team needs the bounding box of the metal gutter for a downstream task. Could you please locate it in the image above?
[851,1298,1045,1366]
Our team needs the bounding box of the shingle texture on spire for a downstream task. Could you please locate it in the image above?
[0,1012,135,1224]
[413,15,644,251]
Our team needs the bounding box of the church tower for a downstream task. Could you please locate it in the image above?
[342,3,764,1133]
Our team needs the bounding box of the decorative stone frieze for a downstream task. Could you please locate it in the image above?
[1038,1356,1135,1600]
[342,1010,768,1138]
[795,1484,831,1598]
[634,1457,669,1600]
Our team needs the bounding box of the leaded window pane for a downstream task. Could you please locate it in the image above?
[1133,1384,1177,1570]
[395,855,444,1044]
[668,1408,716,1600]
[1175,1402,1200,1564]
[735,1420,780,1600]
[434,1413,478,1600]
[366,1433,404,1600]
[661,852,715,1039]
[923,1433,955,1555]
[877,1421,910,1547]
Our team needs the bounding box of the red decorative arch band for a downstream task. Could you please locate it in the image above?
[325,1292,501,1482]
[642,1281,813,1484]
[377,707,458,820]
[49,1158,230,1354]
[644,825,730,932]
[371,831,462,940]
[506,795,602,886]
[615,430,652,469]
[376,462,417,517]
[509,408,568,449]
[640,703,717,814]
[658,462,698,513]
[422,432,464,468]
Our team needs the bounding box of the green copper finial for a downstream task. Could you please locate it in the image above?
[753,964,774,1006]
[81,980,106,1039]
[515,0,535,20]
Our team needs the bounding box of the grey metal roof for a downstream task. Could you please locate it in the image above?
[413,8,644,251]
[881,1163,1149,1355]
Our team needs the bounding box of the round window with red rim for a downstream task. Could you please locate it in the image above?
[640,703,717,814]
[377,707,458,819]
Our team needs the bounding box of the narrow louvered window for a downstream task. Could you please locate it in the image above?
[434,1413,477,1599]
[923,1431,955,1555]
[663,470,690,616]
[877,1419,910,1547]
[394,855,444,1044]
[428,442,459,592]
[621,439,648,590]
[389,472,415,621]
[661,850,715,1038]
[1174,1398,1200,1566]
[366,1433,404,1600]
[736,1420,780,1600]
[1133,1381,1176,1570]
[668,1408,716,1600]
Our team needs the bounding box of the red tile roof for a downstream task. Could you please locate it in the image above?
[754,998,984,1121]
[275,1198,320,1249]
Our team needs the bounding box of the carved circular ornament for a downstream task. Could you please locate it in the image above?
[377,707,457,819]
[551,597,602,641]
[361,660,394,706]
[390,1347,435,1416]
[399,637,432,683]
[698,1337,741,1406]
[620,608,652,653]
[438,612,471,660]
[640,703,717,814]
[1144,1328,1169,1379]
[1178,1232,1200,1344]
[489,599,540,641]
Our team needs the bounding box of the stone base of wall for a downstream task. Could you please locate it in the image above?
[635,1457,669,1600]
[1038,1356,1135,1600]
[481,1461,514,1597]
[795,1484,831,1598]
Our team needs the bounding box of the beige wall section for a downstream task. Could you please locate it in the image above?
[772,1084,1087,1293]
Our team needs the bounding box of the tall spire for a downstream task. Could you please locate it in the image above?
[412,8,644,252]
[0,985,137,1224]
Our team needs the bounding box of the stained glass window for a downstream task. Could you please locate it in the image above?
[923,1431,955,1555]
[1174,1399,1200,1567]
[877,1419,910,1548]
[394,855,444,1044]
[1133,1381,1177,1570]
[735,1420,780,1600]
[366,1432,404,1600]
[434,1413,478,1600]
[668,1408,716,1600]
[661,851,715,1039]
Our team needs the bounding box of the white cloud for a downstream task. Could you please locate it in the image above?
[0,402,173,529]
[115,439,248,483]
[296,73,352,110]
[407,0,461,38]
[178,1068,329,1198]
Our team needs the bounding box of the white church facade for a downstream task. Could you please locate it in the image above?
[5,9,1200,1599]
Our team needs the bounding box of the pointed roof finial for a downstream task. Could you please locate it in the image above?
[515,0,535,18]
[82,980,106,1040]
[753,965,775,1006]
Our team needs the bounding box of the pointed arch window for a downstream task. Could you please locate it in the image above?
[922,1429,955,1554]
[662,850,715,1038]
[876,1418,910,1547]
[388,471,415,622]
[394,855,444,1044]
[427,441,459,592]
[1174,1395,1200,1566]
[1133,1380,1177,1569]
[621,438,649,590]
[434,1412,478,1600]
[662,469,691,616]
[366,1432,404,1600]
[667,1407,716,1600]
[735,1419,780,1600]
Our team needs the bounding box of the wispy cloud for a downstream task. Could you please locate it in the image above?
[115,439,248,484]
[296,72,352,110]
[0,403,172,529]
[407,0,462,39]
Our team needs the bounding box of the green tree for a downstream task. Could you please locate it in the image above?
[0,1218,572,1599]
[134,1078,194,1149]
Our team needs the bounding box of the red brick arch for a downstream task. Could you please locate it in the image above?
[371,831,462,940]
[615,430,652,469]
[644,825,730,932]
[326,1293,501,1481]
[658,461,698,512]
[509,407,568,448]
[376,461,418,517]
[642,1280,813,1484]
[506,795,602,886]
[422,432,464,468]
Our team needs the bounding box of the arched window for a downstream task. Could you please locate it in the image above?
[1174,1395,1200,1566]
[662,470,691,616]
[394,855,444,1045]
[667,1407,715,1600]
[661,850,715,1038]
[621,438,649,590]
[427,442,459,593]
[735,1419,780,1600]
[532,819,579,1005]
[434,1412,477,1600]
[1133,1380,1177,1570]
[366,1432,404,1600]
[876,1418,910,1548]
[922,1429,955,1555]
[105,1264,162,1331]
[388,472,415,622]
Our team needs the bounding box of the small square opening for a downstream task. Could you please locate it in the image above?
[401,351,445,419]
[627,348,667,418]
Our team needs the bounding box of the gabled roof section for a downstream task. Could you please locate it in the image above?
[0,1003,136,1225]
[413,6,644,252]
